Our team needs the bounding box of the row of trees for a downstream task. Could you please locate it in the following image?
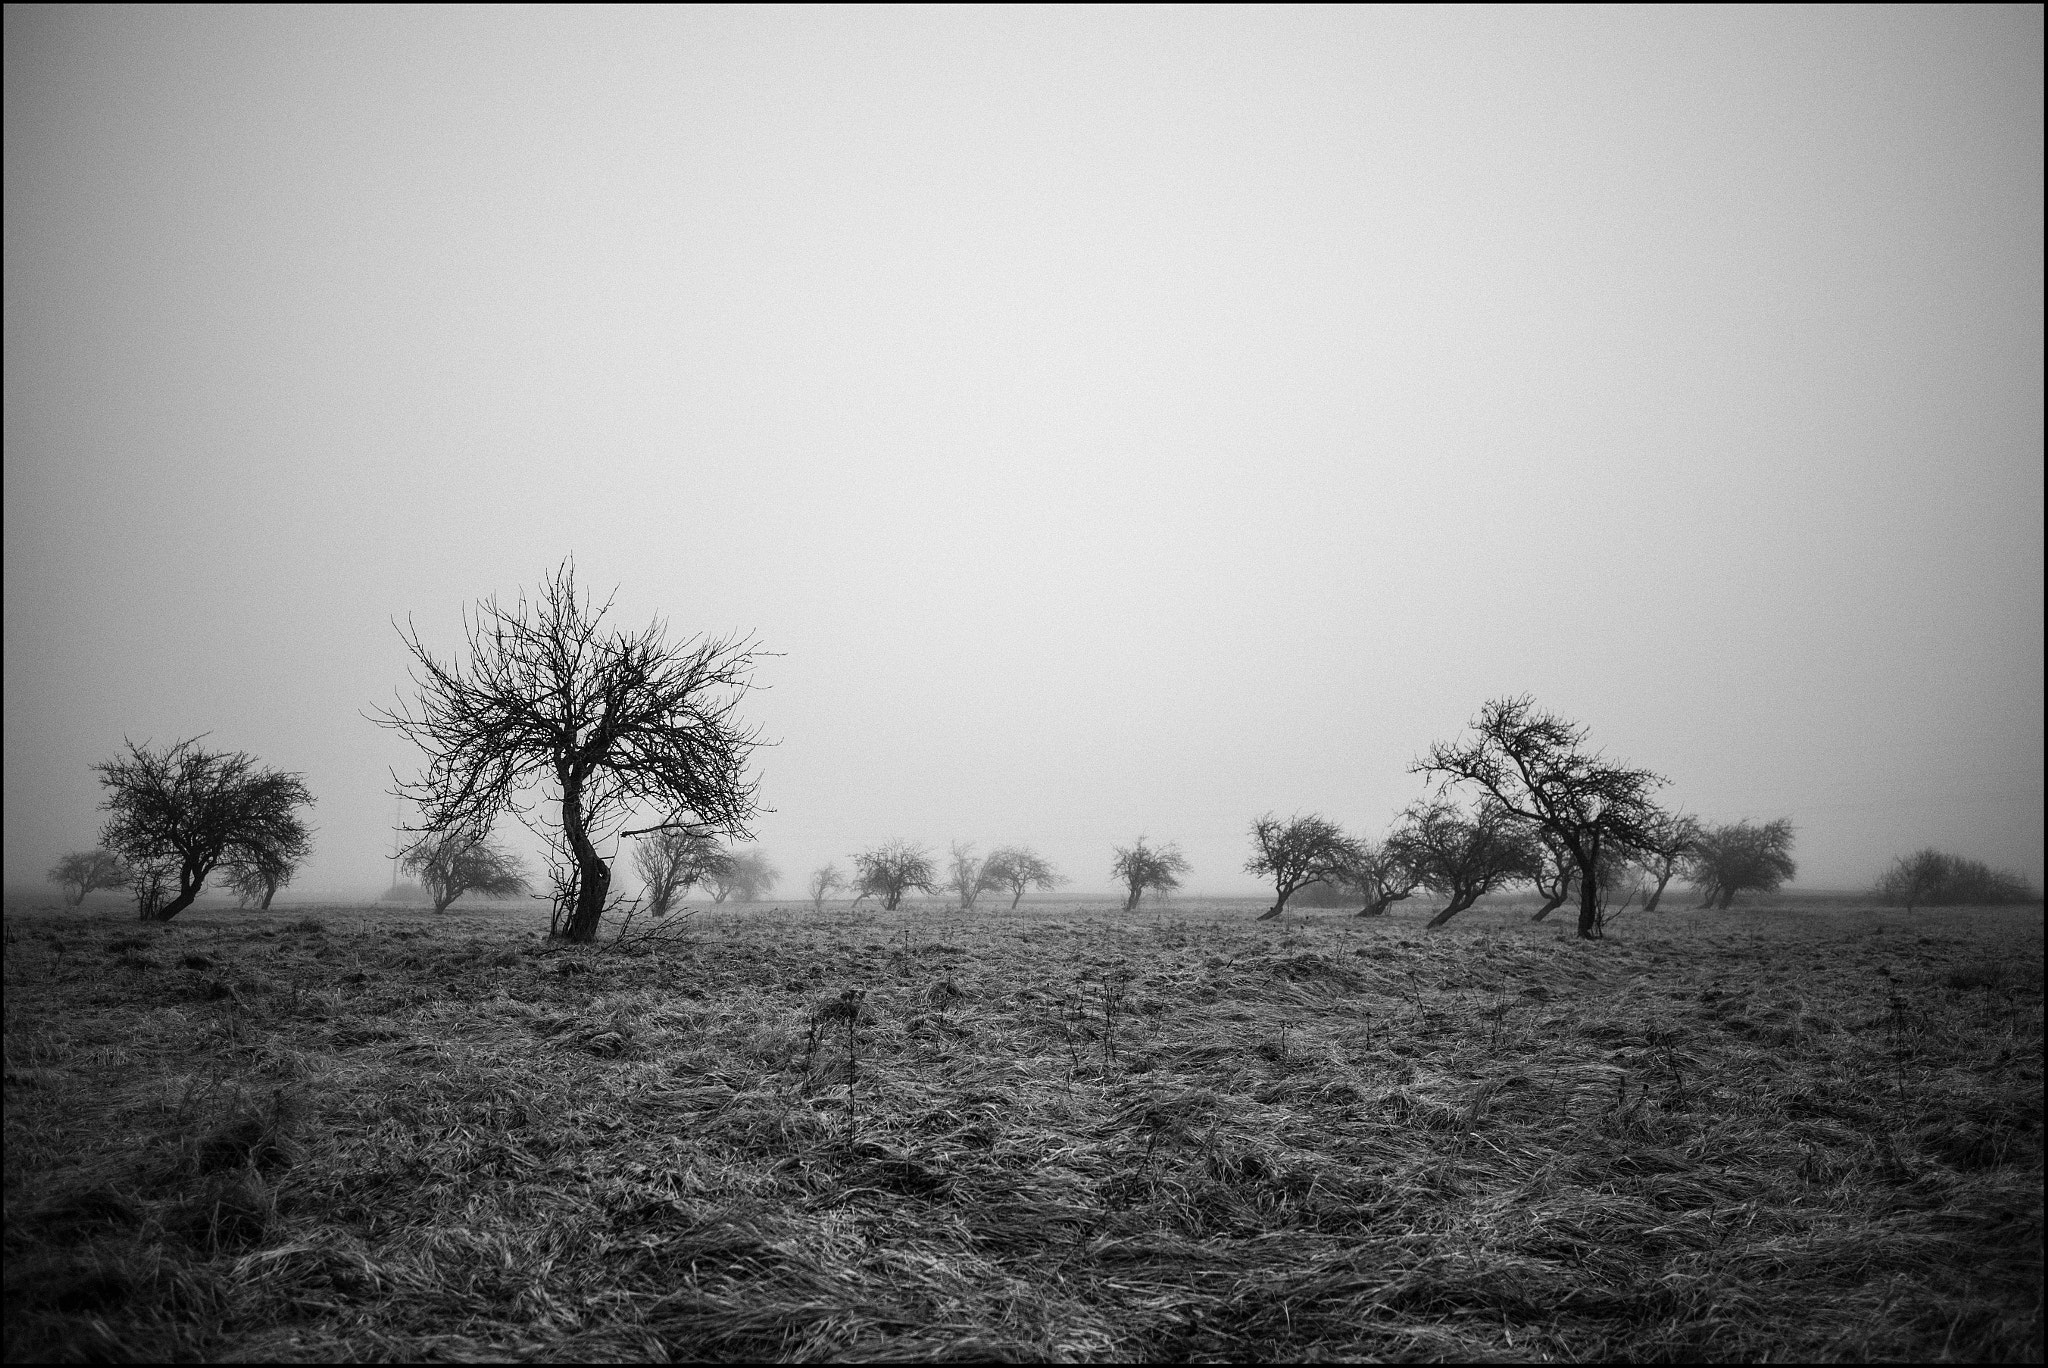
[58,566,2035,935]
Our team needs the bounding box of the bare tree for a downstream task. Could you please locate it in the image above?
[1415,695,1669,940]
[808,863,846,911]
[978,846,1065,909]
[1111,837,1189,912]
[47,849,131,906]
[221,815,314,910]
[851,840,941,910]
[1630,809,1700,913]
[372,561,768,943]
[1391,800,1540,929]
[1527,828,1577,922]
[1877,849,2036,909]
[95,738,316,923]
[1685,818,1796,909]
[1247,812,1361,920]
[402,829,529,912]
[633,828,726,917]
[723,848,781,903]
[1343,835,1422,918]
[947,842,988,911]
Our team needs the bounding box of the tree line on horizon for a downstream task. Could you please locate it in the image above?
[48,563,2042,932]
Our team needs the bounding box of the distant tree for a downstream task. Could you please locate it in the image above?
[1392,800,1541,929]
[1526,829,1577,922]
[947,842,987,911]
[95,737,316,923]
[1630,810,1700,913]
[1877,849,2036,910]
[1342,834,1423,918]
[978,845,1065,909]
[1415,696,1669,940]
[730,849,781,903]
[700,845,778,902]
[402,829,529,912]
[1111,837,1190,912]
[808,863,846,912]
[47,849,131,906]
[1686,818,1796,909]
[851,840,941,911]
[373,561,767,943]
[221,814,314,910]
[1247,812,1361,920]
[633,828,727,917]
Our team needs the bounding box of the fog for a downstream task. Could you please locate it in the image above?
[5,6,2041,903]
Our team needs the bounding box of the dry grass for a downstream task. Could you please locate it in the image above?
[4,892,2041,1362]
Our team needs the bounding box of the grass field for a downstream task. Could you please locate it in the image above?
[4,892,2041,1363]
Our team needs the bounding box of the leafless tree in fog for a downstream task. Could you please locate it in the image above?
[47,849,131,906]
[222,816,315,910]
[1527,828,1577,922]
[402,829,529,913]
[979,846,1065,909]
[851,841,941,911]
[1629,809,1700,913]
[947,842,988,911]
[1876,849,2037,909]
[373,561,767,943]
[1343,835,1423,918]
[1685,819,1797,909]
[704,847,779,903]
[1392,800,1540,929]
[1416,695,1668,940]
[633,828,726,917]
[94,737,316,923]
[1247,813,1361,920]
[1111,838,1189,912]
[808,863,846,912]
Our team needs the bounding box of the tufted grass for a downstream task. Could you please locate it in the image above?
[4,893,2041,1362]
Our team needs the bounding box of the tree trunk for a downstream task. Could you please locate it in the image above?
[1642,870,1672,914]
[1716,889,1735,911]
[1256,888,1291,921]
[1576,866,1600,939]
[1357,889,1411,918]
[1123,886,1141,912]
[1010,889,1023,909]
[1427,892,1475,928]
[559,775,612,943]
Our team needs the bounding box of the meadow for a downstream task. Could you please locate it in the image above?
[4,891,2040,1363]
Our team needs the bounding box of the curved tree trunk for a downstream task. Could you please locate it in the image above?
[1123,885,1141,912]
[1010,888,1024,909]
[560,774,612,942]
[1642,871,1672,914]
[1427,892,1476,928]
[1356,890,1411,917]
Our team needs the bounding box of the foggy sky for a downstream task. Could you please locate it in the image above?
[6,5,2042,901]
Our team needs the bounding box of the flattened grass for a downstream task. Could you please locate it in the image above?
[4,896,2040,1362]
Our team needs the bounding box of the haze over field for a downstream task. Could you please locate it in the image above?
[5,5,2042,900]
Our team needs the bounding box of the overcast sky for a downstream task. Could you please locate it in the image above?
[6,5,2042,901]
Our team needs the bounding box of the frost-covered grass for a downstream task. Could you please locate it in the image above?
[4,894,2040,1362]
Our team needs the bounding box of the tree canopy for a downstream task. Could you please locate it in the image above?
[402,829,529,912]
[1686,819,1796,909]
[851,841,940,911]
[48,849,131,906]
[1111,838,1189,912]
[1247,812,1360,920]
[978,846,1065,909]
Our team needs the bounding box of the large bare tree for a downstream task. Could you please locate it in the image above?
[1247,812,1361,920]
[978,846,1065,909]
[1391,800,1540,928]
[402,829,529,912]
[947,842,987,911]
[374,562,767,942]
[1629,809,1700,913]
[1111,837,1189,912]
[1415,696,1668,940]
[807,863,846,911]
[94,738,315,923]
[47,849,131,906]
[704,847,779,903]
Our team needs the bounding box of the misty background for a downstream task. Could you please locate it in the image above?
[5,5,2041,902]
